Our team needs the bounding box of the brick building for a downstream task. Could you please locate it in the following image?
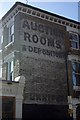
[0,2,80,120]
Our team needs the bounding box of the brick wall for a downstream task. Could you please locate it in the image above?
[19,55,68,104]
[2,12,69,105]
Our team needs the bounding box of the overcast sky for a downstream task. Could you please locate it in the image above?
[0,0,80,21]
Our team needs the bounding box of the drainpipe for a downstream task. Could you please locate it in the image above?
[65,50,73,119]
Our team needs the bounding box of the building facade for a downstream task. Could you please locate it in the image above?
[0,20,3,78]
[0,2,80,119]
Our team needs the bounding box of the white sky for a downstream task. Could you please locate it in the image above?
[0,0,80,21]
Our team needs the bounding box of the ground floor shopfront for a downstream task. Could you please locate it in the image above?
[1,100,72,120]
[0,76,25,119]
[0,76,80,120]
[22,104,72,120]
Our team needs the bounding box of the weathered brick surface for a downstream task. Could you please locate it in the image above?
[14,59,20,78]
[2,12,68,105]
[17,12,68,105]
[19,55,68,105]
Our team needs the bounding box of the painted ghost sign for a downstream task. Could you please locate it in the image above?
[20,15,67,62]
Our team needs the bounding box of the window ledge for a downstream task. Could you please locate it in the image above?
[5,41,14,49]
[71,47,80,51]
[73,86,80,91]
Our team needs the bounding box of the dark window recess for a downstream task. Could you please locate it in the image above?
[69,32,79,49]
[72,62,80,86]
